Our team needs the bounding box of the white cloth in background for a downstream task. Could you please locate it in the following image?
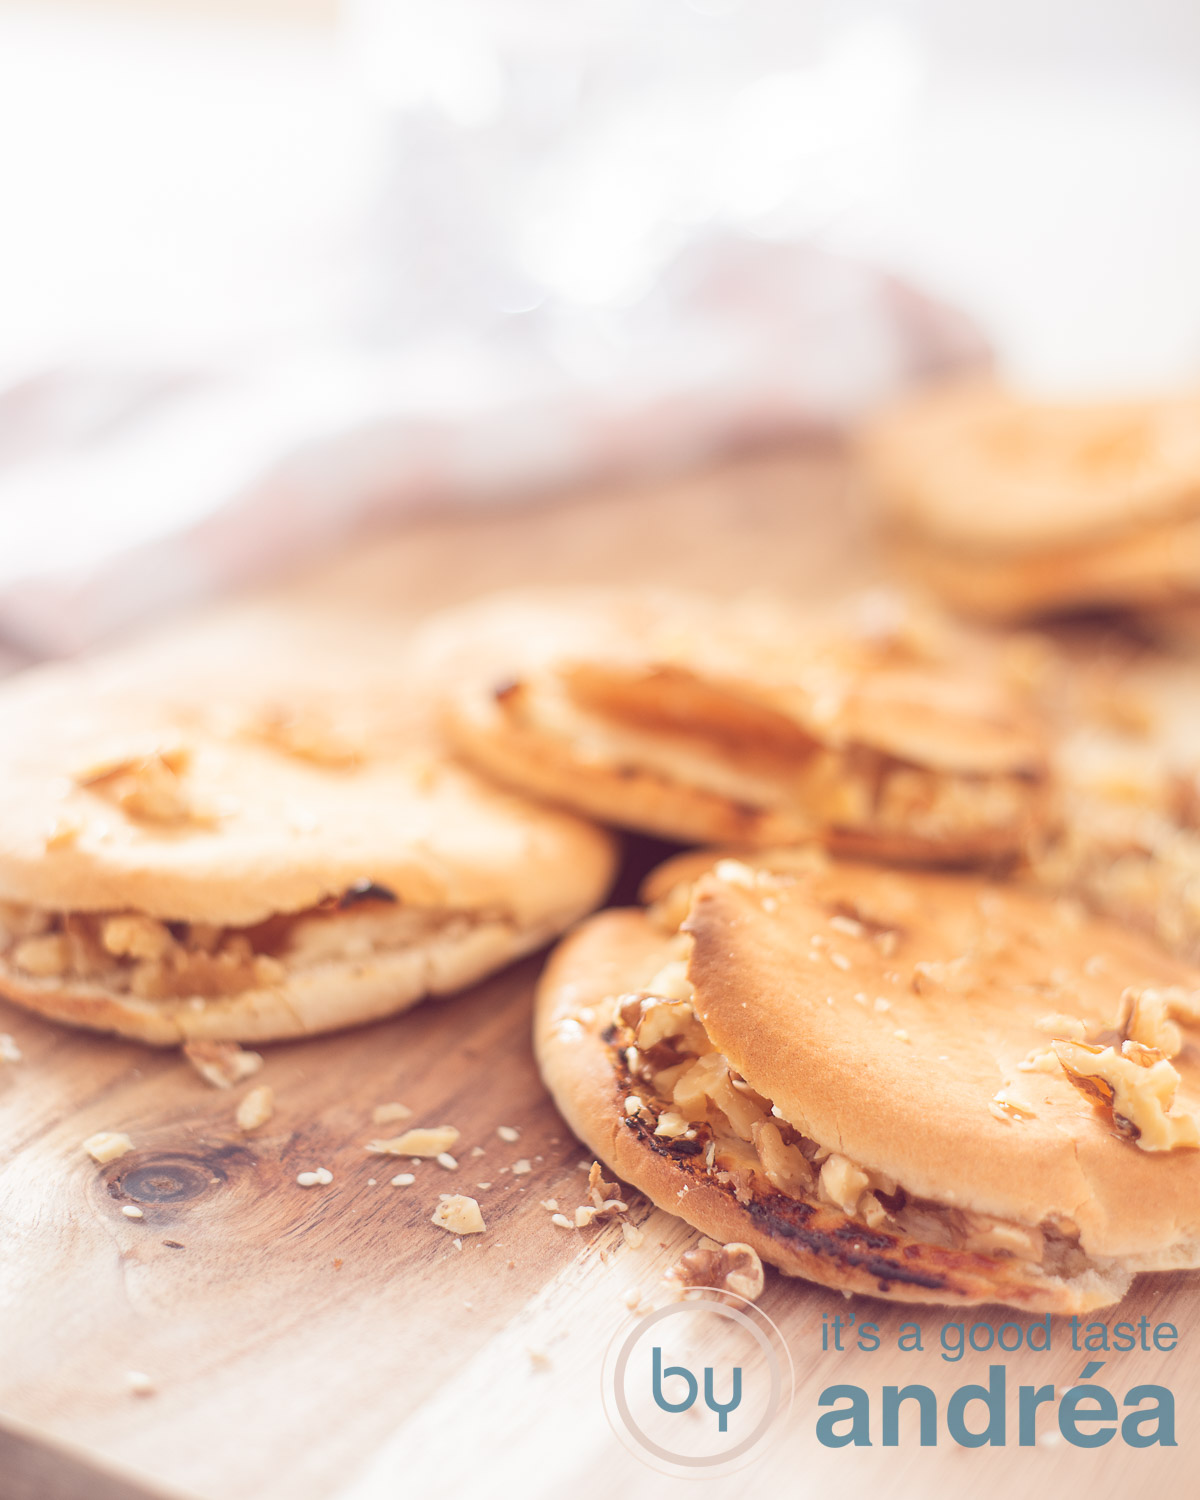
[7,0,1199,656]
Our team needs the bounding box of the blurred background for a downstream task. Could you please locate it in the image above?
[2,0,1199,656]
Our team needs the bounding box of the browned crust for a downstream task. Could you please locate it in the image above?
[534,909,1126,1312]
[446,697,1038,866]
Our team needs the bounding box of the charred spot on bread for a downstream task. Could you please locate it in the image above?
[337,879,399,909]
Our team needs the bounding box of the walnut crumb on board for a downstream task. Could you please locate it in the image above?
[297,1168,333,1187]
[236,1085,274,1132]
[83,1132,133,1164]
[183,1040,263,1089]
[367,1126,459,1158]
[432,1195,486,1235]
[665,1240,765,1302]
[371,1102,413,1126]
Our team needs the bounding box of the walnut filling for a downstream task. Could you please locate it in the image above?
[605,976,1085,1279]
[1053,1038,1200,1151]
[0,891,484,1003]
[495,676,1036,844]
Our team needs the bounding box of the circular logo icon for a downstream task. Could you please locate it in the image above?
[602,1293,794,1477]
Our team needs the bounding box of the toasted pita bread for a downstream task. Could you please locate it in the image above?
[863,380,1200,620]
[537,849,1200,1309]
[0,630,616,1044]
[420,586,1050,864]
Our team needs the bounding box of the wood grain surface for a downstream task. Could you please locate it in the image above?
[0,445,1196,1500]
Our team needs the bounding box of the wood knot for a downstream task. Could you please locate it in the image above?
[104,1143,251,1208]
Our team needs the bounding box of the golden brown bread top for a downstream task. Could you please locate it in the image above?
[420,584,1049,779]
[863,379,1200,554]
[0,620,616,927]
[684,858,1200,1260]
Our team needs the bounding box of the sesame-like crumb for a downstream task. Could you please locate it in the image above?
[497,1126,520,1142]
[121,1205,144,1219]
[391,1173,415,1187]
[296,1167,333,1187]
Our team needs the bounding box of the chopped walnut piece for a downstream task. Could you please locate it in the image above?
[666,1240,765,1303]
[432,1194,486,1235]
[1117,988,1183,1058]
[183,1040,264,1089]
[653,1112,691,1140]
[77,749,202,827]
[250,707,362,768]
[45,815,81,850]
[12,933,68,977]
[750,1119,815,1195]
[586,1161,624,1209]
[367,1126,460,1158]
[961,1214,1044,1262]
[818,1153,870,1214]
[372,1103,413,1126]
[236,1085,275,1133]
[102,915,174,963]
[1053,1039,1200,1151]
[83,1131,134,1164]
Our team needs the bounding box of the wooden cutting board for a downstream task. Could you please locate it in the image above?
[1,446,1196,1500]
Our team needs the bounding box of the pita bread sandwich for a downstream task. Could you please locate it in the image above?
[419,586,1050,865]
[537,848,1200,1310]
[0,629,616,1045]
[863,379,1200,621]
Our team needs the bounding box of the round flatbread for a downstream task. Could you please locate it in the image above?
[0,626,616,1043]
[863,380,1200,620]
[419,586,1050,863]
[537,849,1200,1310]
